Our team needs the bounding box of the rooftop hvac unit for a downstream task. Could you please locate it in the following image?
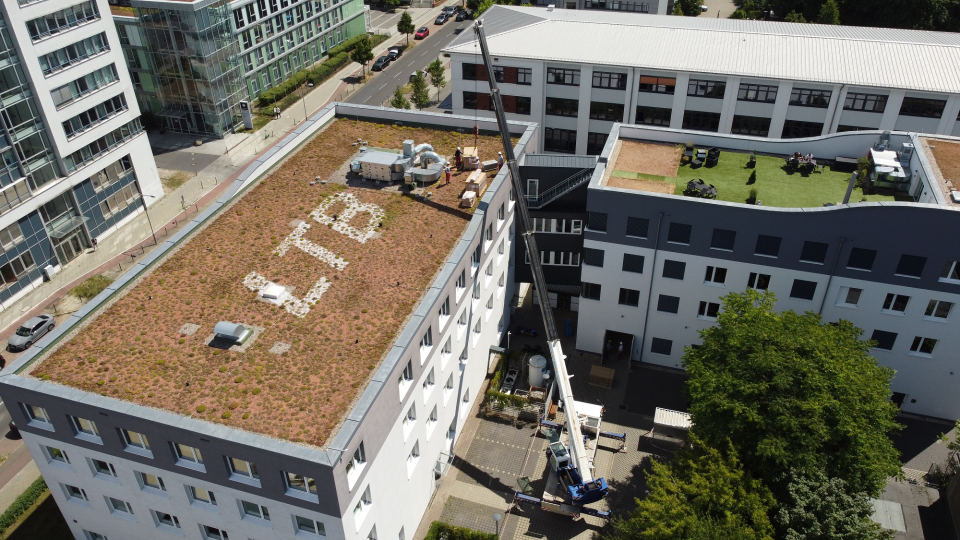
[900,142,915,161]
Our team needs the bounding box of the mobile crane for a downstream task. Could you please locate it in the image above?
[472,20,611,520]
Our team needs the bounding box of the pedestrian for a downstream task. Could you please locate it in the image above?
[617,341,623,360]
[497,151,504,170]
[91,237,98,252]
[455,147,462,170]
[444,165,451,185]
[604,340,612,360]
[274,106,280,119]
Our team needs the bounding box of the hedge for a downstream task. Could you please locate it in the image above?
[425,521,498,540]
[0,477,48,536]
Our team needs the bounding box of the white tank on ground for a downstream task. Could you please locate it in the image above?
[528,355,547,387]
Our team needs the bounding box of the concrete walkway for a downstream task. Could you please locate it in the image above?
[0,443,39,514]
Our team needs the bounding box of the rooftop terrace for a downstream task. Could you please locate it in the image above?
[27,119,506,447]
[604,139,908,208]
[920,137,960,207]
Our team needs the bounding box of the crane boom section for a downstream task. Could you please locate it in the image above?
[472,20,595,483]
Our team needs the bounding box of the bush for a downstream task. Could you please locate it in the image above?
[424,522,498,540]
[70,275,115,300]
[0,477,48,536]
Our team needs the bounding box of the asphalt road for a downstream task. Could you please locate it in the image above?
[346,17,467,106]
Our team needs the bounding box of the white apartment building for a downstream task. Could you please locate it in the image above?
[0,0,161,311]
[444,6,960,155]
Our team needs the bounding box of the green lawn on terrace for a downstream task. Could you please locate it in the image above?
[612,152,912,208]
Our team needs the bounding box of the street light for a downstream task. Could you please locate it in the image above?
[507,331,511,352]
[493,513,502,537]
[141,193,158,245]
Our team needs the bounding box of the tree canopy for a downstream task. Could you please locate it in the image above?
[397,12,415,45]
[390,86,411,109]
[410,71,431,110]
[736,0,960,31]
[683,290,902,496]
[350,36,374,75]
[817,0,840,23]
[774,469,892,540]
[426,58,446,102]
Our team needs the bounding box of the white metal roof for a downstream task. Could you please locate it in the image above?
[358,150,403,166]
[575,400,603,419]
[653,407,692,429]
[444,6,960,94]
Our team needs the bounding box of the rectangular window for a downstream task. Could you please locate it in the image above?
[634,106,672,126]
[583,248,605,267]
[47,446,69,463]
[871,330,897,350]
[589,102,624,121]
[420,327,433,351]
[0,222,24,252]
[286,472,317,494]
[909,336,938,355]
[296,515,326,535]
[588,212,607,232]
[882,293,910,313]
[638,76,675,94]
[626,217,649,238]
[228,457,259,480]
[587,132,608,155]
[241,500,270,520]
[137,471,165,491]
[925,299,953,320]
[847,248,877,271]
[40,33,111,76]
[0,250,36,287]
[738,83,778,102]
[698,301,720,319]
[781,120,824,139]
[687,79,725,98]
[547,67,580,86]
[730,115,771,137]
[682,111,721,132]
[800,241,829,264]
[790,88,831,108]
[790,279,817,301]
[622,254,644,273]
[25,404,51,424]
[656,294,679,313]
[582,282,602,300]
[667,223,691,245]
[844,93,887,112]
[545,97,579,117]
[710,229,736,251]
[836,287,862,307]
[544,128,577,154]
[190,486,216,505]
[203,525,229,540]
[900,97,946,118]
[593,71,627,89]
[704,266,727,285]
[755,235,781,258]
[175,443,203,464]
[619,288,641,307]
[895,254,927,278]
[650,337,673,356]
[153,510,181,529]
[662,260,686,280]
[27,1,101,41]
[71,416,99,437]
[748,272,770,291]
[517,68,532,85]
[109,497,133,514]
[92,459,116,476]
[941,260,960,282]
[122,429,150,451]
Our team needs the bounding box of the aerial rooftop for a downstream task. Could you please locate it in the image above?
[27,120,504,447]
[919,137,960,207]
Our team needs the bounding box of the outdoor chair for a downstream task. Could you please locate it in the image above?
[682,145,695,163]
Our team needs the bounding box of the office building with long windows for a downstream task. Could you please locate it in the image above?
[0,0,160,311]
[446,6,960,154]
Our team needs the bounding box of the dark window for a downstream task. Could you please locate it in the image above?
[882,293,910,312]
[589,102,624,121]
[895,254,926,277]
[583,248,605,267]
[782,120,824,139]
[638,76,675,94]
[870,330,897,351]
[844,93,887,112]
[592,71,626,90]
[687,80,725,98]
[635,106,671,126]
[748,272,770,290]
[547,67,579,86]
[622,254,644,273]
[738,84,778,102]
[620,288,641,307]
[790,279,817,301]
[846,248,877,271]
[650,338,673,356]
[582,282,602,300]
[790,88,831,108]
[836,125,872,132]
[698,301,720,318]
[711,229,736,251]
[514,96,531,115]
[731,116,771,137]
[588,212,607,232]
[657,294,679,313]
[799,241,828,264]
[667,223,691,244]
[544,128,576,154]
[586,133,608,155]
[755,235,781,257]
[899,97,946,118]
[682,111,721,132]
[517,68,532,85]
[626,217,649,238]
[545,97,579,117]
[463,91,481,110]
[462,63,480,81]
[662,259,686,280]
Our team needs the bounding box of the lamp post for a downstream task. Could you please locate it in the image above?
[141,194,158,245]
[507,331,511,352]
[493,513,502,537]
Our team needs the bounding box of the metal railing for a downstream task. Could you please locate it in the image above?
[525,167,594,209]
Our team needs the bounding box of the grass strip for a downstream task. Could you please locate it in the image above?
[0,477,47,537]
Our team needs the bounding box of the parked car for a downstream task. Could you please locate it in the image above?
[441,6,457,15]
[456,9,473,20]
[7,314,55,352]
[387,47,402,61]
[372,56,391,71]
[415,26,429,39]
[700,4,708,11]
[435,13,449,24]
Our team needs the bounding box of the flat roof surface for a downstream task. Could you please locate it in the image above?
[920,137,960,207]
[29,120,506,447]
[446,6,960,94]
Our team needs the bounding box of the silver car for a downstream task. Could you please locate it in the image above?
[7,315,54,352]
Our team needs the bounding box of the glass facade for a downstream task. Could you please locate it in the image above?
[136,1,243,137]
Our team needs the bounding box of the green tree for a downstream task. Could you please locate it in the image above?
[683,290,903,496]
[671,0,684,14]
[774,469,893,540]
[397,12,415,45]
[677,0,702,15]
[384,0,400,10]
[350,36,374,76]
[426,58,446,102]
[390,86,411,109]
[784,10,808,22]
[817,0,841,23]
[606,435,776,540]
[410,71,431,110]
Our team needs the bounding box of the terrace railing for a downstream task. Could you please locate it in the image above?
[526,167,594,209]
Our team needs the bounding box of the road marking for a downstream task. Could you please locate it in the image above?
[378,83,387,91]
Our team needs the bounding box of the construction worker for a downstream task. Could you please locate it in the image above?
[444,165,451,184]
[497,151,504,170]
[455,147,462,170]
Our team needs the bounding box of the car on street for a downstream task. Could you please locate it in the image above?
[7,314,55,352]
[456,9,473,21]
[372,56,391,71]
[387,47,402,61]
[441,6,456,15]
[415,26,429,39]
[435,13,449,24]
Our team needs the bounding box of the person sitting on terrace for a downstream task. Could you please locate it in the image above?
[804,153,814,161]
[792,152,802,161]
